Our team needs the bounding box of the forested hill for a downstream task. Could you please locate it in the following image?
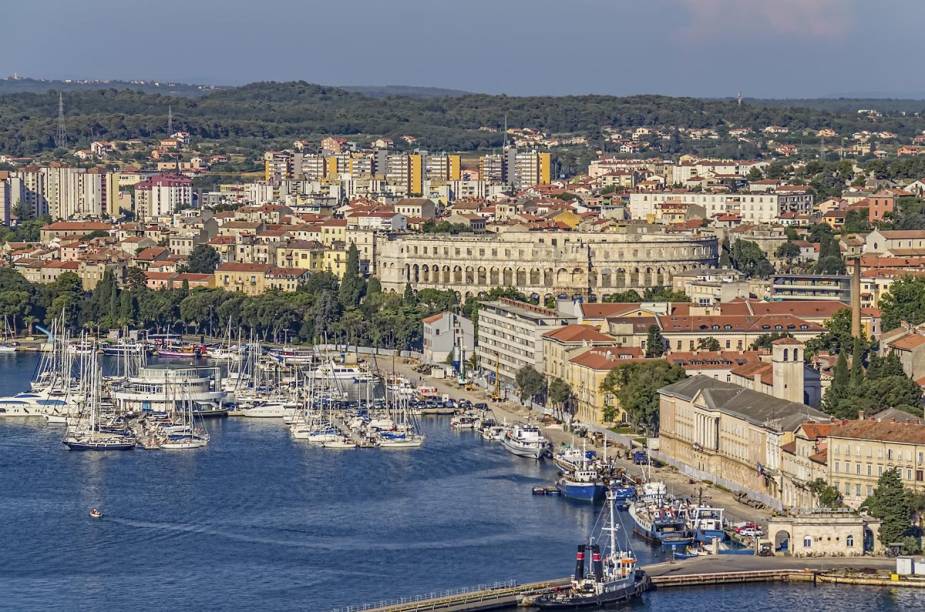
[0,77,216,97]
[3,80,925,156]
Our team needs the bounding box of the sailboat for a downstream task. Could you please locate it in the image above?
[0,316,17,352]
[376,384,424,449]
[63,349,136,451]
[532,490,649,609]
[159,381,209,450]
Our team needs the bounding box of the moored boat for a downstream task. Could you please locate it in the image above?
[501,424,549,459]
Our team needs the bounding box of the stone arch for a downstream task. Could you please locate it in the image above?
[421,264,430,283]
[465,266,474,285]
[529,269,541,286]
[615,269,626,289]
[442,265,451,284]
[453,265,463,284]
[774,530,791,555]
[556,268,570,285]
[516,268,527,287]
[544,269,553,287]
[601,269,612,289]
[502,268,513,286]
[477,266,487,286]
[489,267,500,286]
[629,268,640,287]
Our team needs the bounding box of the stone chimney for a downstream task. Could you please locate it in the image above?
[772,337,805,404]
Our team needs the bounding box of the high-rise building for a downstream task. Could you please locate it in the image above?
[134,174,193,220]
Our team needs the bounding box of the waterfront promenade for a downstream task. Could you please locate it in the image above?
[370,355,773,526]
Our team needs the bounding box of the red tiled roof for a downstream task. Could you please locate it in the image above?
[828,420,925,444]
[890,334,925,350]
[542,324,613,343]
[569,346,646,370]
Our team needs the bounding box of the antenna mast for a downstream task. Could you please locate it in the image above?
[55,92,67,148]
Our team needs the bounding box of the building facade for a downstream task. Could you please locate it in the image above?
[378,227,717,298]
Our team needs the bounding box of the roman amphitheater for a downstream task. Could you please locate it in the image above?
[376,227,718,299]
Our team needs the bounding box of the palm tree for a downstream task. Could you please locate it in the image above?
[23,315,36,337]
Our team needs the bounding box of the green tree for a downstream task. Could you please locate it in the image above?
[642,286,690,302]
[338,243,366,308]
[183,244,221,274]
[600,361,687,431]
[750,332,793,350]
[880,276,925,331]
[645,325,665,358]
[515,365,546,403]
[823,351,851,416]
[604,290,643,303]
[697,337,721,351]
[548,377,574,420]
[863,469,916,551]
[808,478,843,509]
[729,239,775,278]
[805,308,860,357]
[775,241,801,270]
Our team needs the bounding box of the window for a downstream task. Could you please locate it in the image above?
[916,470,923,482]
[846,535,854,547]
[856,484,861,496]
[803,536,812,549]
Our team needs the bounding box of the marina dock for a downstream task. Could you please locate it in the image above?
[340,556,898,612]
[329,411,377,448]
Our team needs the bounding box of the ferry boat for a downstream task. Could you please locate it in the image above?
[686,505,726,543]
[501,424,549,459]
[532,490,648,609]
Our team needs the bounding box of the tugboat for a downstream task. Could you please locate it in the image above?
[531,490,649,609]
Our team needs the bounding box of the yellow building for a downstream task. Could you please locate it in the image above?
[539,151,552,185]
[563,346,646,425]
[275,239,325,271]
[826,420,925,509]
[541,324,616,381]
[214,262,308,295]
[323,246,347,278]
[409,153,423,195]
[320,219,347,247]
[658,375,829,507]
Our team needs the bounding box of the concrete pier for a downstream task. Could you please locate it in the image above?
[341,556,898,612]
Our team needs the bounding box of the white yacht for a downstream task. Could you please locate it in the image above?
[501,424,549,459]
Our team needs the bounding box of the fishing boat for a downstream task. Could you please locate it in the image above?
[627,494,694,549]
[501,424,549,459]
[554,446,594,473]
[686,505,726,543]
[450,412,481,429]
[557,468,607,502]
[531,490,648,609]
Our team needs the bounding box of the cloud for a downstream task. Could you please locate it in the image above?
[677,0,853,39]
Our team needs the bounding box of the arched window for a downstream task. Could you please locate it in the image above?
[803,536,812,549]
[793,348,799,361]
[846,535,854,547]
[783,348,789,361]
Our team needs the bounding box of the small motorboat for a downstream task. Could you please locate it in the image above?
[89,508,103,519]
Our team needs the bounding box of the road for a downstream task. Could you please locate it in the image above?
[370,355,774,527]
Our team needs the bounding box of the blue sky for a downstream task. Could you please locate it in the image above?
[2,0,922,98]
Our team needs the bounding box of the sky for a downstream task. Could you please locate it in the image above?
[2,0,923,98]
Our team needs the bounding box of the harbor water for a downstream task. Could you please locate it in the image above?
[1,352,924,610]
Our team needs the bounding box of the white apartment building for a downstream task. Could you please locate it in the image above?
[629,190,813,224]
[134,174,193,220]
[476,298,575,390]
